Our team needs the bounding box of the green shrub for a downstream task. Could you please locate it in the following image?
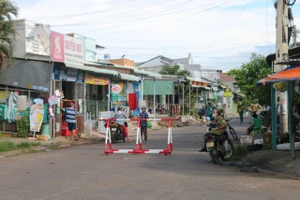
[16,117,30,138]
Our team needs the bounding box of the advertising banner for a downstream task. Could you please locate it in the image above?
[111,84,122,94]
[85,73,110,85]
[64,34,84,66]
[53,63,84,82]
[51,31,65,62]
[51,31,84,67]
[30,104,44,132]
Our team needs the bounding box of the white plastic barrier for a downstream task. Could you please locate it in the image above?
[99,118,178,155]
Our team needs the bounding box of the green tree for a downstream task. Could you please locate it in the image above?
[228,53,272,105]
[159,65,191,77]
[0,0,18,67]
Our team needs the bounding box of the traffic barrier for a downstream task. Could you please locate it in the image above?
[99,118,178,155]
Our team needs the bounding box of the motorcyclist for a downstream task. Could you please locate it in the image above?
[200,109,227,152]
[114,107,131,143]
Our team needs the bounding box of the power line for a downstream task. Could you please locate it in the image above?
[121,0,236,57]
[25,0,168,20]
[266,0,273,54]
[198,0,252,52]
[50,0,221,28]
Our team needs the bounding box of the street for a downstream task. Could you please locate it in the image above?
[0,119,299,200]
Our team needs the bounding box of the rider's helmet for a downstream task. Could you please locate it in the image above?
[141,105,146,110]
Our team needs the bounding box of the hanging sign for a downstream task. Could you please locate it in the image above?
[85,73,110,85]
[111,84,122,94]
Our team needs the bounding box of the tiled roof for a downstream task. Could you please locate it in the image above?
[219,73,235,82]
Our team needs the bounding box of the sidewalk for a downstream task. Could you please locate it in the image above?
[227,115,300,178]
[246,150,300,178]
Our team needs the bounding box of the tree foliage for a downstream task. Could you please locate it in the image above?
[159,65,191,77]
[0,0,18,67]
[228,53,272,105]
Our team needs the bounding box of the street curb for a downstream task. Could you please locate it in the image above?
[250,164,300,180]
[0,139,98,158]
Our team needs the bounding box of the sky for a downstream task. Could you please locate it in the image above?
[12,0,300,71]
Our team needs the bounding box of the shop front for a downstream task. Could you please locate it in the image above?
[0,58,51,135]
[85,72,111,120]
[110,73,139,112]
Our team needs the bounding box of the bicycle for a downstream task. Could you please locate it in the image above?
[225,119,238,140]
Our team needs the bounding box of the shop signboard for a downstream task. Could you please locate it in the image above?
[53,63,84,83]
[51,31,84,67]
[64,34,84,67]
[111,84,122,94]
[51,31,65,62]
[85,73,110,85]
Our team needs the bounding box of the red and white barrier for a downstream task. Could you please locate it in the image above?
[100,118,177,155]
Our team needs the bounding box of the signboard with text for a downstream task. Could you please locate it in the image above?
[51,31,84,67]
[85,73,110,85]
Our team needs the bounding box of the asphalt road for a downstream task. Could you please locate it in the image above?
[0,119,299,200]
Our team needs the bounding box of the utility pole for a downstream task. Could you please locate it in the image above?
[272,0,289,149]
[292,25,297,47]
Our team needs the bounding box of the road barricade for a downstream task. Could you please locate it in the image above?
[99,118,178,155]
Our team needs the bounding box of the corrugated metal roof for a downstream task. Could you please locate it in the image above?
[119,73,139,82]
[134,69,162,79]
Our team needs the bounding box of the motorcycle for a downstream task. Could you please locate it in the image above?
[206,119,238,140]
[104,121,126,143]
[205,124,234,164]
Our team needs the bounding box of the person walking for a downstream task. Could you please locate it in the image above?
[114,107,131,143]
[239,108,244,123]
[200,105,206,125]
[62,103,79,141]
[247,104,253,124]
[140,105,149,143]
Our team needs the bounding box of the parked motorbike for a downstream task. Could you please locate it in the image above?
[104,121,126,143]
[206,119,238,140]
[205,124,234,164]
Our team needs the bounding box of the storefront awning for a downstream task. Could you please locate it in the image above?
[0,59,52,91]
[119,73,139,82]
[93,67,118,75]
[134,69,162,79]
[192,85,211,90]
[256,66,300,86]
[64,62,118,76]
[144,80,173,95]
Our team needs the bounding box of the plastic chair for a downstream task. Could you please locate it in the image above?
[252,128,262,136]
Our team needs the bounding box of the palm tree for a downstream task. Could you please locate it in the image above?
[0,0,18,68]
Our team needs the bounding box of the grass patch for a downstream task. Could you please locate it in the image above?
[0,141,40,152]
[47,143,60,150]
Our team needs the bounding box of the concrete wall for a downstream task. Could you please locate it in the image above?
[13,19,51,61]
[110,58,135,69]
